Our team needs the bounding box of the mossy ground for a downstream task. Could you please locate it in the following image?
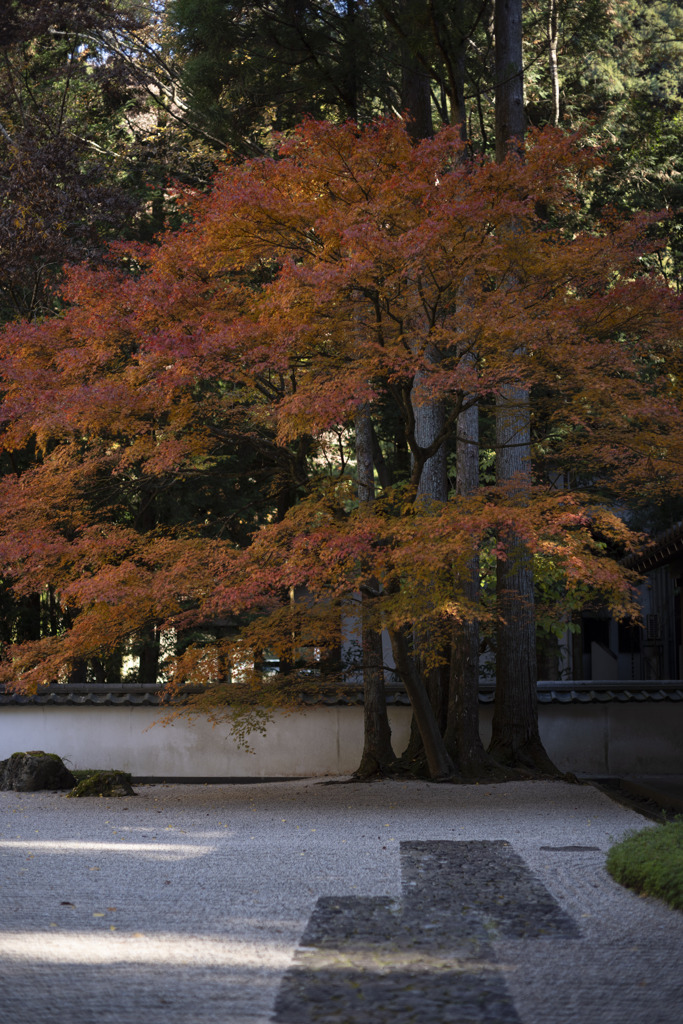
[606,819,683,912]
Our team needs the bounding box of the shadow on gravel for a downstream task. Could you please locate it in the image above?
[274,840,578,1024]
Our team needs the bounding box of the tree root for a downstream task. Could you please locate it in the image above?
[486,735,565,779]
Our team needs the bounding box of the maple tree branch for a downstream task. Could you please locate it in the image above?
[252,376,284,401]
[416,275,438,327]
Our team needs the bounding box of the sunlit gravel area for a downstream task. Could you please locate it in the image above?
[1,778,681,1024]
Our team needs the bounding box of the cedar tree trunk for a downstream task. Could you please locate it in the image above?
[400,0,434,142]
[490,0,556,771]
[393,27,453,778]
[489,386,553,769]
[354,402,396,777]
[445,394,490,774]
[399,342,451,770]
[547,0,560,127]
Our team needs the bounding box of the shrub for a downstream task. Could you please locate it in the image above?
[606,820,683,912]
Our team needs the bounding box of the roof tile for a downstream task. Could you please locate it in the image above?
[1,681,682,706]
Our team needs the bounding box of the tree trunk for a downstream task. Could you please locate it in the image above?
[67,660,88,686]
[354,403,396,777]
[386,621,453,780]
[547,0,560,127]
[398,337,451,771]
[138,624,160,686]
[395,24,452,774]
[451,2,468,141]
[490,0,557,772]
[399,0,434,142]
[494,0,525,161]
[356,602,395,776]
[91,650,123,688]
[489,386,553,769]
[344,0,359,121]
[413,368,448,505]
[445,396,490,774]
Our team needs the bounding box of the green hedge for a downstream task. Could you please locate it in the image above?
[606,820,683,912]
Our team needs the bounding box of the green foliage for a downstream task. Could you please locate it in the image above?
[168,0,377,149]
[166,0,499,153]
[517,2,683,294]
[606,820,683,912]
[0,0,223,323]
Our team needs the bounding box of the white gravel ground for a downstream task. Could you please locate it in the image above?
[0,778,681,1024]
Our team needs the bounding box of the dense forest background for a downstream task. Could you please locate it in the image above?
[1,1,682,780]
[3,1,682,320]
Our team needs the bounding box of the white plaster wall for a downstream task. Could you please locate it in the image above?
[0,705,412,778]
[538,705,610,775]
[603,703,683,775]
[0,702,680,777]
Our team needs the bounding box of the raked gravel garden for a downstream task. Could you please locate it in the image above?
[1,778,682,1024]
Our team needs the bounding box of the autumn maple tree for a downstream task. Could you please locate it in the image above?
[0,117,681,779]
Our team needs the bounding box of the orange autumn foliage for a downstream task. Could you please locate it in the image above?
[0,119,680,708]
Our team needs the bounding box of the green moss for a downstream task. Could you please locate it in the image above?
[606,820,683,912]
[19,751,62,761]
[68,770,135,798]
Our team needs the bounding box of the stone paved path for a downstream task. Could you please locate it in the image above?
[1,779,682,1024]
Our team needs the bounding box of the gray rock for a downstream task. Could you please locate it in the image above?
[0,750,76,791]
[68,769,136,798]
